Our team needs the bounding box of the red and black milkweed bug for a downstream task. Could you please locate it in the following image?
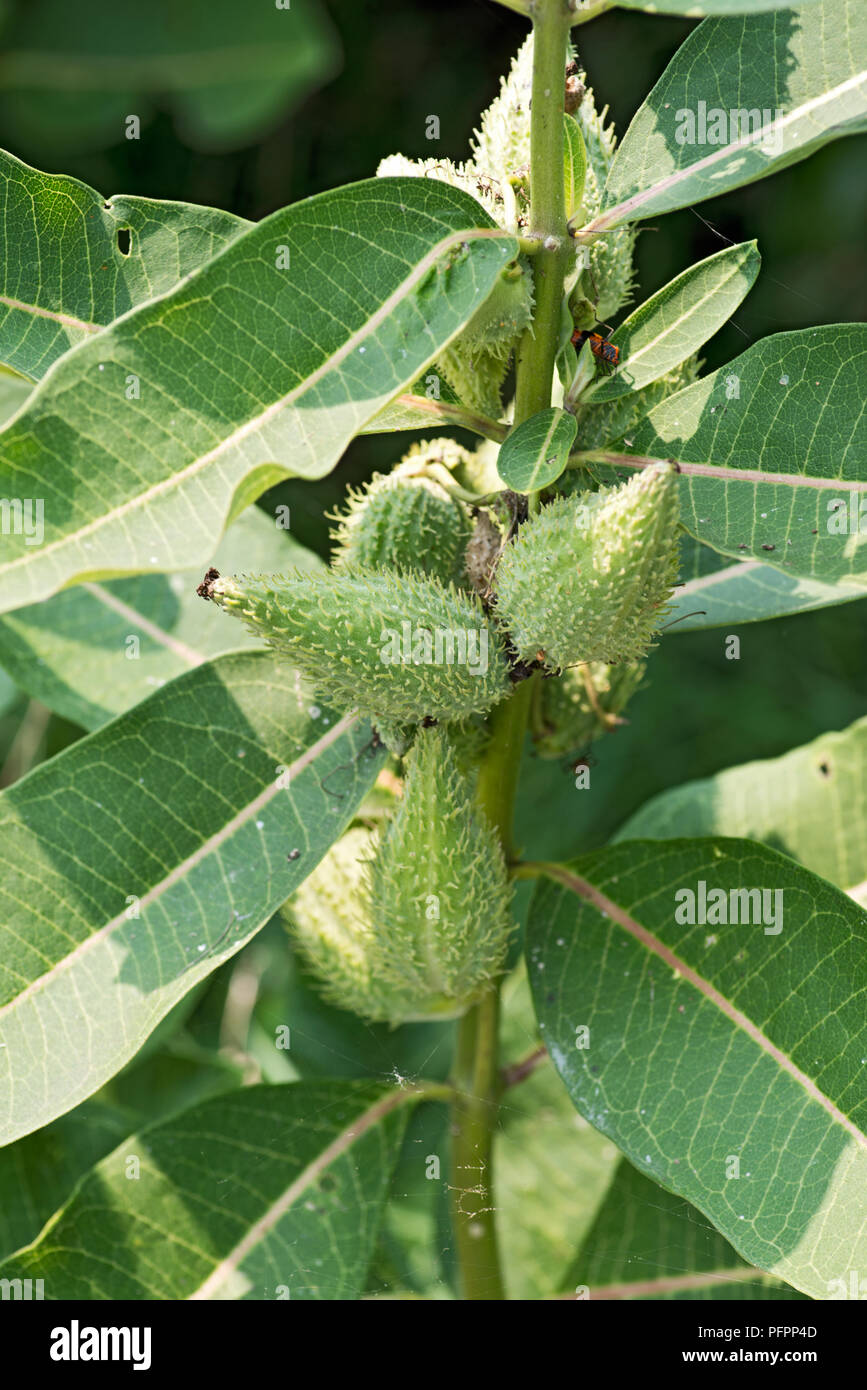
[571,326,621,374]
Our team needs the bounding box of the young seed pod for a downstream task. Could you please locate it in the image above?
[532,659,645,758]
[368,725,513,1020]
[493,464,679,669]
[331,450,473,587]
[281,825,384,1021]
[280,727,513,1024]
[199,567,511,727]
[437,258,535,417]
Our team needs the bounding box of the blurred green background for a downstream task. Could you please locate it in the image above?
[0,0,864,847]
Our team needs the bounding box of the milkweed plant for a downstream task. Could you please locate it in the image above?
[0,0,865,1308]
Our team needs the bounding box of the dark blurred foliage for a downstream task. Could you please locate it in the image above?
[0,0,864,853]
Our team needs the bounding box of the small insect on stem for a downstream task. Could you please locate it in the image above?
[571,326,621,375]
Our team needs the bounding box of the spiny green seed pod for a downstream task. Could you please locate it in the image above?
[459,259,535,353]
[331,449,473,587]
[563,355,702,461]
[468,36,533,194]
[436,258,534,416]
[532,659,645,758]
[564,54,636,323]
[443,713,494,774]
[368,725,513,1020]
[280,728,513,1024]
[493,464,680,669]
[377,153,501,224]
[199,567,511,726]
[437,340,512,418]
[281,826,383,1020]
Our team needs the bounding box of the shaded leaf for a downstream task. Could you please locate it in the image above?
[593,0,867,228]
[0,149,250,380]
[0,1081,411,1299]
[0,1099,132,1261]
[527,839,867,1299]
[667,533,866,630]
[497,966,617,1299]
[0,504,323,731]
[498,407,577,493]
[0,177,516,614]
[562,1158,807,1300]
[0,650,385,1144]
[617,715,867,896]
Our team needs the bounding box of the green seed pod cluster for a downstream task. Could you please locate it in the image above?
[330,444,473,587]
[280,727,513,1023]
[532,659,645,758]
[199,567,511,729]
[493,464,680,669]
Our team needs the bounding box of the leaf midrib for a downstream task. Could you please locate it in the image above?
[0,225,512,584]
[541,861,867,1149]
[0,709,359,1024]
[187,1085,414,1300]
[590,71,867,231]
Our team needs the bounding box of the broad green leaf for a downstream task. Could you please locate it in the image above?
[0,177,517,615]
[617,716,867,897]
[0,0,339,157]
[0,149,251,381]
[0,650,386,1145]
[0,1081,411,1299]
[0,505,322,731]
[592,0,867,229]
[584,327,867,585]
[667,533,866,630]
[498,408,577,493]
[582,242,760,404]
[0,1099,132,1261]
[562,1158,807,1300]
[564,115,587,223]
[527,840,867,1299]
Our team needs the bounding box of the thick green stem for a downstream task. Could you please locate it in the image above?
[513,0,572,424]
[450,685,533,1300]
[449,0,571,1302]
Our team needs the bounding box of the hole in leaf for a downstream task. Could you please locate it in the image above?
[116,228,132,256]
[818,760,831,778]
